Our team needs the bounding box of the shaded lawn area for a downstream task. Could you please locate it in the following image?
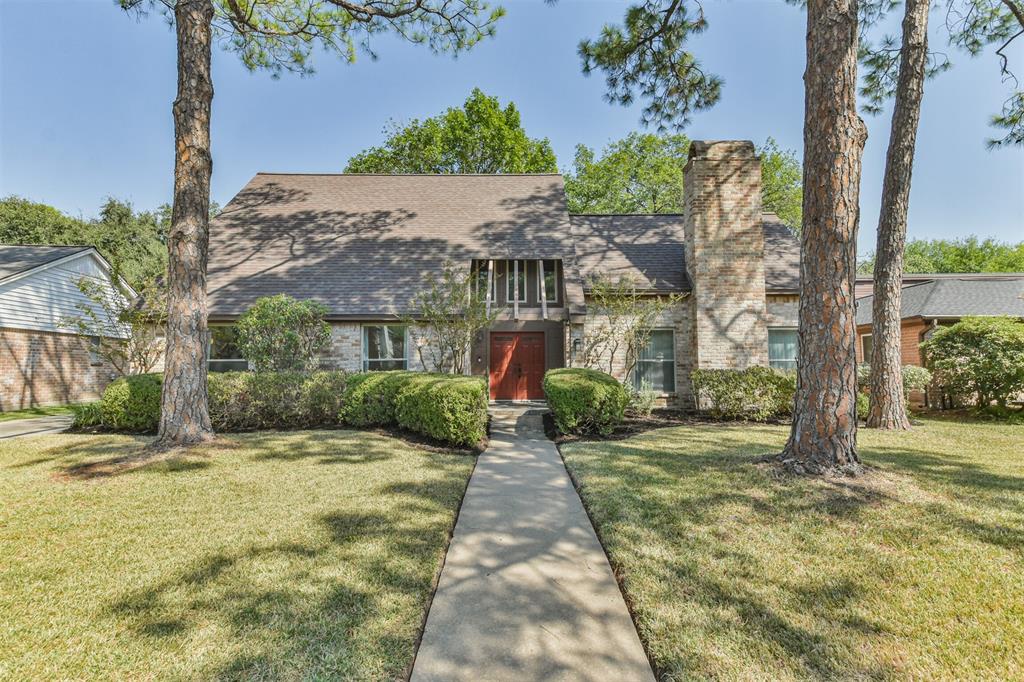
[0,403,80,422]
[0,430,475,680]
[560,418,1024,680]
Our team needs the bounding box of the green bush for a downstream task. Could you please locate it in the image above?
[691,366,795,422]
[921,316,1024,408]
[339,371,410,427]
[544,368,630,436]
[70,402,103,429]
[208,371,347,431]
[100,373,162,432]
[394,374,488,447]
[856,363,933,395]
[236,294,332,372]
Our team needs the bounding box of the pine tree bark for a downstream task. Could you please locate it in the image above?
[156,0,215,446]
[867,0,930,430]
[781,0,868,474]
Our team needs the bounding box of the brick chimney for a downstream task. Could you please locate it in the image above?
[683,140,769,369]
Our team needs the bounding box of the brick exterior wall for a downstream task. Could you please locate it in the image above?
[320,322,436,373]
[683,141,769,370]
[765,294,799,328]
[856,317,932,406]
[0,327,118,410]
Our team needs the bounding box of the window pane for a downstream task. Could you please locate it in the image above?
[768,329,798,371]
[209,359,248,373]
[210,325,240,360]
[364,325,407,362]
[475,261,495,301]
[364,359,407,371]
[542,260,558,301]
[633,330,675,392]
[507,260,526,301]
[861,335,873,360]
[639,330,674,360]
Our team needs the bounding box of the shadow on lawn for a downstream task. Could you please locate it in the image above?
[106,469,468,680]
[565,422,1023,679]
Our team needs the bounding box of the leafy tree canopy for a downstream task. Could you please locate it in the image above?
[0,196,167,286]
[345,89,557,174]
[563,133,803,229]
[858,235,1024,274]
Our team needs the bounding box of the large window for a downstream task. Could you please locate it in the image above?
[768,328,798,371]
[538,259,559,303]
[506,259,527,302]
[861,334,873,361]
[209,325,247,372]
[363,325,408,371]
[633,329,676,393]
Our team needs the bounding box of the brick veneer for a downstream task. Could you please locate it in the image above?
[0,327,117,410]
[683,141,769,370]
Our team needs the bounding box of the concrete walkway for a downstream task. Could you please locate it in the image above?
[412,407,654,682]
[0,415,73,440]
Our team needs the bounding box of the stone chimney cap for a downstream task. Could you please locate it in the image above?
[689,140,756,160]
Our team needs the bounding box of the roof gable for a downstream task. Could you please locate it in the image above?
[0,245,93,283]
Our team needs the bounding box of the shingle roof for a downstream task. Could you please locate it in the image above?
[855,276,1024,325]
[0,245,91,283]
[762,215,800,292]
[207,173,584,318]
[570,214,689,292]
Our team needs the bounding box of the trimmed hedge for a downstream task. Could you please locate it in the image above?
[544,368,629,436]
[95,369,487,447]
[394,374,488,447]
[691,366,795,422]
[100,373,163,432]
[208,371,347,431]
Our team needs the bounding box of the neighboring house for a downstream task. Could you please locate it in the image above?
[0,245,129,410]
[206,140,801,405]
[854,274,1024,405]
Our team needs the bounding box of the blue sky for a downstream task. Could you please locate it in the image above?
[1,0,1021,257]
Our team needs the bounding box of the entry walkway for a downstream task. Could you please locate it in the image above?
[0,415,73,440]
[412,406,654,681]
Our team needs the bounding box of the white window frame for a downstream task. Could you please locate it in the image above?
[362,324,409,371]
[537,259,560,304]
[632,328,676,395]
[506,259,527,303]
[88,336,103,366]
[208,324,248,372]
[476,260,497,303]
[768,327,799,371]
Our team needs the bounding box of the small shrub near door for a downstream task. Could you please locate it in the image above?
[394,374,489,447]
[690,367,795,422]
[100,373,163,432]
[544,368,629,436]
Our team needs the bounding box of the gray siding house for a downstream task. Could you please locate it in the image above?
[206,140,801,405]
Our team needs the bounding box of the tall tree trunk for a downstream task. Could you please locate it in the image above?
[867,0,930,430]
[157,0,215,446]
[781,0,867,475]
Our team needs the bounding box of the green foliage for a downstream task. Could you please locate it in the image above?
[544,368,630,436]
[859,236,1024,274]
[690,367,796,422]
[578,1,721,130]
[856,391,870,422]
[345,89,556,174]
[340,371,488,446]
[856,363,933,395]
[0,196,167,286]
[236,295,332,372]
[563,133,803,230]
[921,316,1024,408]
[207,371,348,431]
[394,374,488,447]
[100,373,163,432]
[70,402,103,429]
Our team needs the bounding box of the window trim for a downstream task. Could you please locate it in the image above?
[631,327,676,395]
[361,323,409,371]
[88,336,103,367]
[861,333,873,361]
[506,259,527,303]
[475,260,497,303]
[537,259,560,304]
[768,327,799,372]
[207,324,248,372]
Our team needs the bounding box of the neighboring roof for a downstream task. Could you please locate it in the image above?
[855,276,1024,326]
[855,271,1024,299]
[762,214,800,292]
[0,245,92,283]
[570,214,688,292]
[207,173,584,317]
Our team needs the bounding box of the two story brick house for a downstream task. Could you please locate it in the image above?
[206,140,801,406]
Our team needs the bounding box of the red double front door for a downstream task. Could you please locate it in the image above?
[489,332,545,400]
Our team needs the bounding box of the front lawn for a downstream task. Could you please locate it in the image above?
[0,403,80,422]
[560,418,1023,680]
[0,430,474,680]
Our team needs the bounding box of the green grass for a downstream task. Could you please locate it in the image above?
[0,403,81,422]
[560,418,1023,680]
[0,430,474,680]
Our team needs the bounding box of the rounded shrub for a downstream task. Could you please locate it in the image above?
[544,368,629,436]
[395,374,488,447]
[209,370,347,431]
[691,366,795,422]
[339,371,411,427]
[100,373,162,432]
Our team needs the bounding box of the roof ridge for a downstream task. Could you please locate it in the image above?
[0,244,93,249]
[254,172,564,177]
